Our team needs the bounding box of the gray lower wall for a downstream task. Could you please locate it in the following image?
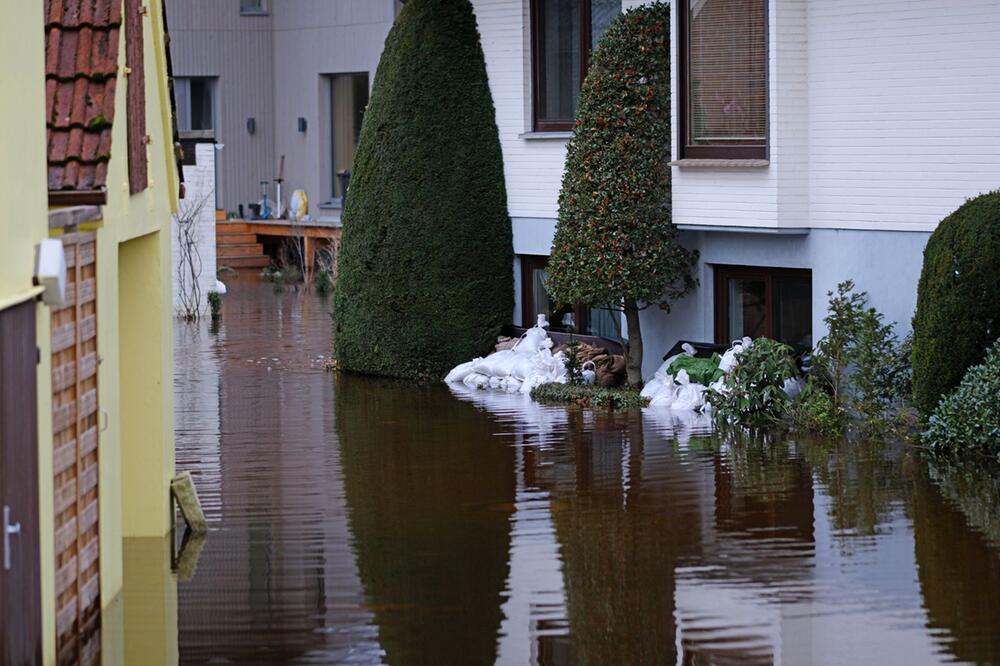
[512,224,931,379]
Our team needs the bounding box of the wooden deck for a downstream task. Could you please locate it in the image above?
[216,219,341,279]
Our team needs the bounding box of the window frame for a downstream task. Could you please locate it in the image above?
[520,255,621,339]
[713,264,811,349]
[175,76,217,138]
[529,0,601,133]
[239,0,268,16]
[677,0,769,160]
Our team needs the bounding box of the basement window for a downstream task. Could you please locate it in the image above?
[714,265,811,352]
[239,0,268,16]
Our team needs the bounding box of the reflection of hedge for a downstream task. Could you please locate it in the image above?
[333,0,512,381]
[530,382,648,409]
[334,376,514,663]
[912,191,1000,414]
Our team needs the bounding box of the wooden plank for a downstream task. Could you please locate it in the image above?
[79,501,98,534]
[79,464,98,496]
[80,574,99,612]
[63,242,77,269]
[77,278,96,306]
[78,315,96,344]
[78,241,96,267]
[79,389,98,420]
[79,352,98,383]
[78,538,99,574]
[79,426,98,458]
[51,323,76,353]
[54,518,77,555]
[53,440,76,476]
[52,401,76,434]
[52,361,77,392]
[54,479,77,515]
[55,556,78,597]
[55,598,77,638]
[48,206,102,231]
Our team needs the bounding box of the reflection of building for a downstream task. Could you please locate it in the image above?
[165,1,400,216]
[176,290,381,662]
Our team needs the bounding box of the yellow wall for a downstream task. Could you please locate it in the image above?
[0,0,179,661]
[0,3,58,664]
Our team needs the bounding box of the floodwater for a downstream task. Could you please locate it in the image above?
[167,281,1000,665]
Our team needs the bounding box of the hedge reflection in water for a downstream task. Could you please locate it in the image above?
[171,284,1000,665]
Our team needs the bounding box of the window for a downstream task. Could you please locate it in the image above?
[175,77,216,135]
[330,73,369,202]
[715,266,811,352]
[239,0,267,15]
[522,256,619,338]
[531,0,621,132]
[680,0,768,159]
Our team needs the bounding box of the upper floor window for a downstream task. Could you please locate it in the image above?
[531,0,621,132]
[175,77,216,137]
[680,0,768,159]
[239,0,267,16]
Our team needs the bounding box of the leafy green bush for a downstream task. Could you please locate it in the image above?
[314,268,333,295]
[333,0,513,381]
[530,383,648,410]
[810,281,911,427]
[923,338,1000,455]
[912,191,1000,415]
[207,291,222,320]
[787,381,846,436]
[546,3,697,387]
[706,338,798,426]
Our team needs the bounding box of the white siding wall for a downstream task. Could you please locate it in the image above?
[672,0,1000,233]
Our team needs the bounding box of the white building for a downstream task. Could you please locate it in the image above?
[471,0,1000,375]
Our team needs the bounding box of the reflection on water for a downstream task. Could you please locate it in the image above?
[166,282,1000,664]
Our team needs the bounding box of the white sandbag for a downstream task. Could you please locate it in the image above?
[445,360,477,383]
[463,372,490,390]
[783,376,804,401]
[640,377,665,399]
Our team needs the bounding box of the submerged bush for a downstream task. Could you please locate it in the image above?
[707,338,798,427]
[912,191,1000,415]
[923,338,1000,455]
[333,0,513,381]
[809,281,911,430]
[530,383,648,410]
[787,381,846,436]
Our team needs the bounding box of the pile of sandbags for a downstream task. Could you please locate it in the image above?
[444,315,568,394]
[558,342,627,388]
[641,339,753,412]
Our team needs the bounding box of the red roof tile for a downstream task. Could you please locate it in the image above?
[44,0,123,193]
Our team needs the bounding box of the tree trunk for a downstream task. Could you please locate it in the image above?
[623,299,644,388]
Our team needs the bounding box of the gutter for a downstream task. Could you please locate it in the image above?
[48,189,108,207]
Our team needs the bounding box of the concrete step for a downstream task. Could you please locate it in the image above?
[217,243,265,258]
[217,255,271,269]
[216,231,257,244]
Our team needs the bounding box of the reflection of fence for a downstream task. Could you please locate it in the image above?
[52,231,102,663]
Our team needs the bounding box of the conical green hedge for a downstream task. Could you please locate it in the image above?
[912,191,1000,415]
[333,0,513,381]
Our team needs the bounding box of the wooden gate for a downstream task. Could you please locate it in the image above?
[51,232,101,665]
[0,299,43,664]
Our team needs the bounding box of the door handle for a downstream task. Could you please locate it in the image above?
[4,505,21,571]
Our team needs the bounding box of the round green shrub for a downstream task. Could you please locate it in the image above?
[333,0,513,381]
[545,2,697,387]
[924,338,1000,455]
[912,191,1000,414]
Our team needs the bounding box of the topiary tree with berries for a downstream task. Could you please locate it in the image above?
[546,2,698,388]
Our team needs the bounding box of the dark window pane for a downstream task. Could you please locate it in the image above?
[774,275,812,350]
[536,0,582,124]
[531,267,575,332]
[687,0,766,146]
[331,73,369,198]
[590,0,622,49]
[240,0,264,14]
[581,306,618,338]
[189,78,214,131]
[726,277,767,341]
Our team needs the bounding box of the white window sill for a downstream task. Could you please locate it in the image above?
[518,131,573,141]
[669,159,769,168]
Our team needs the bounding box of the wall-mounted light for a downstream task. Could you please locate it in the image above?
[247,117,256,135]
[297,117,307,133]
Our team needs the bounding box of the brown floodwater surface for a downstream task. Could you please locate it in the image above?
[170,282,1000,665]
